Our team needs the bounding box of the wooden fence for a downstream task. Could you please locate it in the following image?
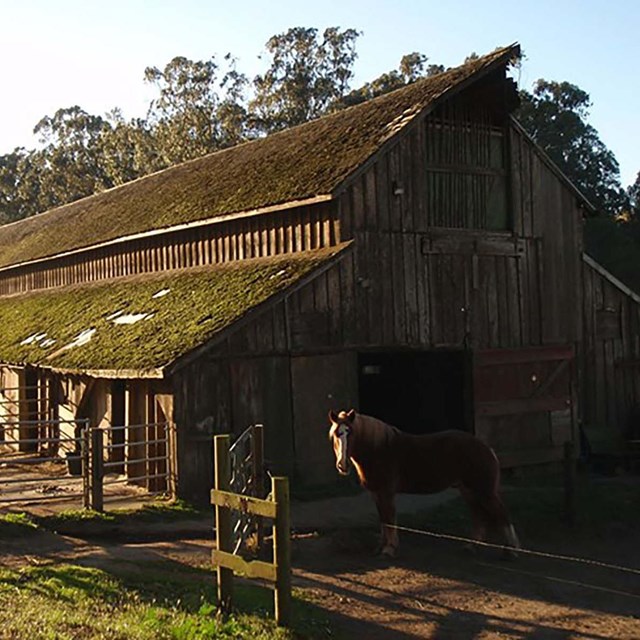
[211,432,291,626]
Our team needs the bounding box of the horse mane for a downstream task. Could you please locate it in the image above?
[351,412,401,449]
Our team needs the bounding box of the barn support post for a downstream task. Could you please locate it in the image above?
[273,476,291,627]
[91,428,104,512]
[214,434,234,611]
[563,440,576,527]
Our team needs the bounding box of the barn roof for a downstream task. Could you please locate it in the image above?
[0,44,520,269]
[0,245,350,377]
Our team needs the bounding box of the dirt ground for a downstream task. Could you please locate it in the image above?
[2,493,639,640]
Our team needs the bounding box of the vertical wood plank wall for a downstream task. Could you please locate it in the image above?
[212,120,584,359]
[0,202,340,296]
[581,257,640,437]
[333,118,584,352]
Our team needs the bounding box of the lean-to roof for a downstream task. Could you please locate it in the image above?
[0,245,349,376]
[0,45,519,269]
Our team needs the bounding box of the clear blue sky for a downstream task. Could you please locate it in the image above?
[1,0,637,186]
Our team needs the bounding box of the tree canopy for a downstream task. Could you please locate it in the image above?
[517,80,627,215]
[0,28,635,243]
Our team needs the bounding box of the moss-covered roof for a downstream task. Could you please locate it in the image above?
[0,45,519,269]
[0,246,348,375]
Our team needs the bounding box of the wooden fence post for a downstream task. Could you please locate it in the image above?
[82,422,91,509]
[214,435,233,611]
[272,476,291,626]
[563,440,575,527]
[91,428,104,512]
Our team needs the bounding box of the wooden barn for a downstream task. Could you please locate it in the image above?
[0,44,638,504]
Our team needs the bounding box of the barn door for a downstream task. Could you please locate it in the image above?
[291,352,357,486]
[473,345,575,467]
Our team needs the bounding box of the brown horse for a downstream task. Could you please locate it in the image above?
[328,409,519,558]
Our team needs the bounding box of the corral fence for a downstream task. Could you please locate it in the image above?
[88,422,173,511]
[0,418,88,506]
[0,414,173,511]
[211,425,291,626]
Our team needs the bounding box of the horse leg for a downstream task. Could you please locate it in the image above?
[373,491,398,557]
[478,492,520,559]
[459,486,488,551]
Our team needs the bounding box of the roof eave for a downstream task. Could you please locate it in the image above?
[0,194,334,274]
[509,116,596,215]
[0,361,164,380]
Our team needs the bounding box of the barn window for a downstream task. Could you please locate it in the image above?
[425,110,509,230]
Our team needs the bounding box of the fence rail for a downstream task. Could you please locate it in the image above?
[0,419,87,505]
[0,418,172,510]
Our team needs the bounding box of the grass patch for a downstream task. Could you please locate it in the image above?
[36,499,207,534]
[0,562,330,639]
[0,512,39,539]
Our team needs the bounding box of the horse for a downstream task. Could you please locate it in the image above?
[328,409,520,558]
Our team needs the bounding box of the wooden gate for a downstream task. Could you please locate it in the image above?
[473,345,576,467]
[211,428,291,626]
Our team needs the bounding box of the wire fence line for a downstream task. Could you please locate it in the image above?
[385,523,640,576]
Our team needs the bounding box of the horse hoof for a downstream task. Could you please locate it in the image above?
[381,545,397,558]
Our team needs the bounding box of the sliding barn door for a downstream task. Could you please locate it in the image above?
[473,346,576,467]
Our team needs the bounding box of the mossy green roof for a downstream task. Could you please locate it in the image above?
[0,45,518,269]
[0,246,347,374]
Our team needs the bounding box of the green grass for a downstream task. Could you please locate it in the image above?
[36,500,206,532]
[0,512,39,539]
[0,562,329,639]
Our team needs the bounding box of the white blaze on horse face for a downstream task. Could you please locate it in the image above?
[334,424,350,475]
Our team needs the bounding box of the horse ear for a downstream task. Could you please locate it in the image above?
[328,410,338,423]
[346,409,356,423]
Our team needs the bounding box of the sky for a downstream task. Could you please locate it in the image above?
[0,0,638,187]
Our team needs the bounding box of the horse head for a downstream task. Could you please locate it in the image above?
[328,409,356,475]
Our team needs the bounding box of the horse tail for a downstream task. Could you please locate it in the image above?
[489,446,502,496]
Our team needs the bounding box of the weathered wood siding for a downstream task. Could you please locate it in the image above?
[0,202,340,296]
[333,114,583,352]
[581,256,640,447]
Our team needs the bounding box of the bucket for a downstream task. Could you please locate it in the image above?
[66,453,82,476]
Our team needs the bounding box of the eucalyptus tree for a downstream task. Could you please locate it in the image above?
[338,52,443,108]
[250,26,360,133]
[517,80,625,215]
[144,54,249,165]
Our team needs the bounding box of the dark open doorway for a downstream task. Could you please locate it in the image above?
[358,350,469,435]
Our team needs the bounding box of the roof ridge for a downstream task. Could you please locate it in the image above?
[0,44,520,268]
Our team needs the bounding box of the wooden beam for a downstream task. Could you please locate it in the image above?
[214,435,233,611]
[210,489,276,518]
[211,550,277,582]
[477,396,570,416]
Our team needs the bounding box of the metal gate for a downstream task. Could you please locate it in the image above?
[0,417,89,507]
[88,422,172,511]
[0,418,173,511]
